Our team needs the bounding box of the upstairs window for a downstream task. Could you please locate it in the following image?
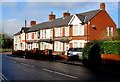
[65,26,69,36]
[55,28,62,37]
[50,29,53,38]
[73,24,84,36]
[110,27,113,36]
[106,27,113,36]
[106,27,109,36]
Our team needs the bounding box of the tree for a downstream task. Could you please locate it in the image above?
[116,28,120,40]
[0,33,13,49]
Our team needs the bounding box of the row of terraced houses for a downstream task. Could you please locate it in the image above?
[13,3,116,56]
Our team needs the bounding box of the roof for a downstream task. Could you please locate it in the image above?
[13,27,30,36]
[13,31,21,36]
[27,15,72,32]
[79,9,101,23]
[28,9,101,32]
[21,27,30,32]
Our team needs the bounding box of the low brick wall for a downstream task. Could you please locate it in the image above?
[101,54,120,61]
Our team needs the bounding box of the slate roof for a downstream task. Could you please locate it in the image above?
[13,27,30,36]
[13,31,21,36]
[27,9,101,32]
[79,9,101,23]
[27,15,72,32]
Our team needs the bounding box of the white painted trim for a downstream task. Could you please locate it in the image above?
[68,14,82,25]
[70,40,87,48]
[68,14,75,25]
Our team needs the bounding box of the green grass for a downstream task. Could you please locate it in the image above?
[0,48,12,53]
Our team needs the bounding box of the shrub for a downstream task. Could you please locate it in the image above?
[82,40,120,65]
[82,40,103,65]
[101,41,120,55]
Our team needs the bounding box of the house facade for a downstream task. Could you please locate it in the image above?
[13,3,116,56]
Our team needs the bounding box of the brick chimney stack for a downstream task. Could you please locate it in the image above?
[30,21,36,26]
[63,11,70,17]
[49,12,56,21]
[100,3,105,10]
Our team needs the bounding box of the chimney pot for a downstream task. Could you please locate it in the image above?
[30,21,36,26]
[63,11,70,17]
[49,12,56,21]
[100,3,105,10]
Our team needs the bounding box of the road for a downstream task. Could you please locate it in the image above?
[2,53,120,81]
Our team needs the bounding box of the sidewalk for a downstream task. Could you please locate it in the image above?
[60,60,84,66]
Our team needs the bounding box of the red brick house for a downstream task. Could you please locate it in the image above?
[13,3,116,56]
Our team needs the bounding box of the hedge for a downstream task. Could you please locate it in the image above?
[82,40,120,65]
[100,41,120,55]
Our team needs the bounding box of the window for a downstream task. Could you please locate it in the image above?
[73,25,78,36]
[22,33,25,40]
[54,41,63,51]
[65,26,69,36]
[106,27,114,36]
[44,30,46,38]
[50,29,53,38]
[40,30,43,39]
[106,27,109,36]
[73,24,84,36]
[73,42,78,48]
[72,41,84,48]
[110,27,113,36]
[46,29,51,39]
[55,28,62,37]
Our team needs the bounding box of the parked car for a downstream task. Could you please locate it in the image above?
[67,48,83,59]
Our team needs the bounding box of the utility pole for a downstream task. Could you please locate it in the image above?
[24,20,27,58]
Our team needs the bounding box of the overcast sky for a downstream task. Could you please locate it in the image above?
[1,2,119,38]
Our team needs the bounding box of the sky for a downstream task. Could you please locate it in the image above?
[1,2,119,38]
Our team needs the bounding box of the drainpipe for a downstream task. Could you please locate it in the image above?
[87,21,90,43]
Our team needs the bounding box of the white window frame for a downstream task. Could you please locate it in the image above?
[110,27,113,36]
[54,41,63,51]
[106,27,110,36]
[50,29,53,38]
[55,27,62,37]
[73,24,84,36]
[65,26,69,36]
[70,40,85,48]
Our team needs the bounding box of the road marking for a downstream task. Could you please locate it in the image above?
[30,65,35,67]
[10,60,17,63]
[20,63,35,67]
[43,68,78,79]
[0,73,8,82]
[8,60,17,63]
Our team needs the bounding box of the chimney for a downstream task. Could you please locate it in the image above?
[63,11,70,17]
[100,3,105,10]
[30,21,36,26]
[49,12,56,21]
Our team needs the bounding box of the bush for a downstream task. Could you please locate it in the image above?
[101,41,120,55]
[82,40,120,65]
[82,40,103,65]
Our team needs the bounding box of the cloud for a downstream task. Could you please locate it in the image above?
[2,19,24,38]
[2,2,118,38]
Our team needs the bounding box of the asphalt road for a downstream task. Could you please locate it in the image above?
[2,53,120,81]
